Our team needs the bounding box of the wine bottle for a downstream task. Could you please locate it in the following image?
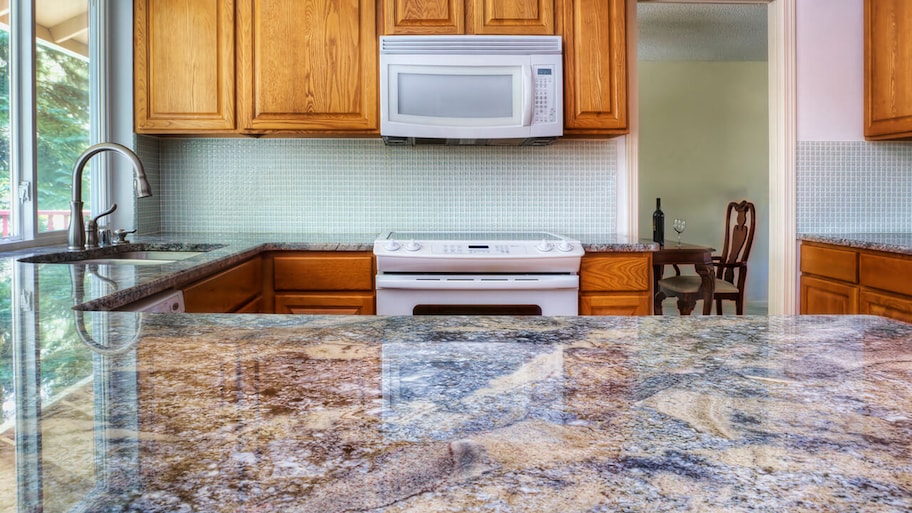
[652,198,665,246]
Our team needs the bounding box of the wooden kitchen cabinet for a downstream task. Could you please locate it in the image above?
[133,0,236,133]
[271,252,375,315]
[800,240,912,323]
[183,257,263,313]
[558,0,628,135]
[579,252,652,315]
[381,0,628,134]
[382,0,553,35]
[864,0,912,140]
[235,0,378,134]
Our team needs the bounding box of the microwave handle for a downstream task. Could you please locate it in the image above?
[522,66,533,126]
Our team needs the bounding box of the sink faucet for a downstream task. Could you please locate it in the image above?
[67,142,152,251]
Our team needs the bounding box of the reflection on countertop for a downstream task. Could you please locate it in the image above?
[2,312,912,512]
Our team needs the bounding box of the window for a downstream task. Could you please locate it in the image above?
[1,0,92,248]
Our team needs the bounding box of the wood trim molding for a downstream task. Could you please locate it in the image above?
[768,0,797,315]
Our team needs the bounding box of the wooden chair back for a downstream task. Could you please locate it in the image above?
[715,200,757,286]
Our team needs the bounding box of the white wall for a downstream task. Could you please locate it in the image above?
[796,0,863,141]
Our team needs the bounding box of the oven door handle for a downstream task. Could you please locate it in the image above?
[376,274,579,290]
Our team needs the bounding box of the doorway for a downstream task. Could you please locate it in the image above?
[625,0,796,315]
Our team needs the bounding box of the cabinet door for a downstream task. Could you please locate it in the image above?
[470,0,555,34]
[236,0,378,133]
[800,275,858,315]
[864,0,912,139]
[134,0,236,132]
[580,294,651,316]
[559,0,627,134]
[859,290,912,323]
[275,294,375,315]
[382,0,464,34]
[183,258,263,313]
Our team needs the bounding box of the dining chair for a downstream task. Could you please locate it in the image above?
[657,200,757,315]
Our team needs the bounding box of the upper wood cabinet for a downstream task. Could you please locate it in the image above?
[235,0,378,133]
[382,0,554,35]
[383,0,465,34]
[864,0,912,140]
[558,0,627,134]
[134,0,236,133]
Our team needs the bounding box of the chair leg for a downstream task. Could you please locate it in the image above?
[735,298,744,315]
[715,298,723,315]
[676,297,696,315]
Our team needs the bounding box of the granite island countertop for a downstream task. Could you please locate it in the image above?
[3,312,912,512]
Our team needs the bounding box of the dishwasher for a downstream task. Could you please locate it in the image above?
[114,289,185,312]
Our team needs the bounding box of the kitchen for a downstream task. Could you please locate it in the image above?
[2,0,912,511]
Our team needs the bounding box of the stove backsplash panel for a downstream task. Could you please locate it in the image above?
[135,137,617,235]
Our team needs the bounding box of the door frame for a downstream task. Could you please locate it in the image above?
[621,0,796,314]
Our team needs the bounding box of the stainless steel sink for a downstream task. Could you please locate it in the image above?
[76,251,206,265]
[19,244,225,265]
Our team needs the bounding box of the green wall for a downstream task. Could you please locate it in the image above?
[638,61,769,309]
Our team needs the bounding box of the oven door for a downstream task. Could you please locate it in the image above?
[375,274,579,316]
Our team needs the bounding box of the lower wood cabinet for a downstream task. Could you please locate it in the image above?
[271,251,375,315]
[800,241,912,323]
[579,252,652,316]
[182,257,263,313]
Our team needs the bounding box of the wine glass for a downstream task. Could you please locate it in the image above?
[673,218,686,245]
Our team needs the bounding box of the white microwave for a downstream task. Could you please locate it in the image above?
[379,35,563,146]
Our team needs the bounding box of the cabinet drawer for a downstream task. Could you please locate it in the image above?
[580,254,650,292]
[859,252,912,296]
[800,243,857,283]
[183,258,262,313]
[273,252,374,291]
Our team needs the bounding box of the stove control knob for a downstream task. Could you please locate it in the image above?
[405,240,422,252]
[557,240,574,252]
[536,240,554,252]
[384,240,401,251]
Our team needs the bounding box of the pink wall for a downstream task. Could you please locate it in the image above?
[796,0,864,141]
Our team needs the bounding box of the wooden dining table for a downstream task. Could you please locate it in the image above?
[650,241,716,315]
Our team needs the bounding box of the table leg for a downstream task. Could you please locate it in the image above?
[652,264,665,315]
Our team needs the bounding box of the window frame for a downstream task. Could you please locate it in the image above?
[2,0,111,251]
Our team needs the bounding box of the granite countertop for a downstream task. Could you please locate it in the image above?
[4,234,909,511]
[4,232,654,310]
[2,313,911,512]
[800,233,912,255]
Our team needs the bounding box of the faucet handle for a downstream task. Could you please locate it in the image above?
[91,203,117,225]
[112,228,136,245]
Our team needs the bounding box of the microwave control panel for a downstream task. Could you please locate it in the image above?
[533,66,557,124]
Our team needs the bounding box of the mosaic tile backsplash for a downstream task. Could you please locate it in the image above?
[136,137,618,235]
[797,141,912,233]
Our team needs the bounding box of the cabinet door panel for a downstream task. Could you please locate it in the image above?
[860,290,912,323]
[183,258,262,313]
[383,0,464,34]
[236,0,378,132]
[800,275,858,315]
[471,0,554,34]
[134,0,235,132]
[864,0,912,139]
[580,294,650,316]
[559,0,627,133]
[275,294,375,315]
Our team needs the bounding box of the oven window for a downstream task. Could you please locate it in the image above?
[412,305,542,315]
